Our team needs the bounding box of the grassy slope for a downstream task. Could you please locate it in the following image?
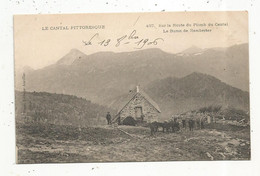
[16,122,250,163]
[15,91,116,126]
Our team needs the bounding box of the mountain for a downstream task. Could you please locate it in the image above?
[142,72,249,118]
[56,49,87,65]
[15,43,249,109]
[180,45,204,54]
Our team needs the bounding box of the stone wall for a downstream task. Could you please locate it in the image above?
[119,93,160,123]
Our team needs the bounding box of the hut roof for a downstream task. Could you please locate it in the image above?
[116,86,161,115]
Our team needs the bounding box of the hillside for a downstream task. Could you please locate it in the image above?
[111,72,249,118]
[15,43,249,107]
[15,91,116,126]
[145,72,249,117]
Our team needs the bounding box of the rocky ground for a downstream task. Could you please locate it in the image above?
[16,122,250,163]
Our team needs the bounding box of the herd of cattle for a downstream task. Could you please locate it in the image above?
[149,118,206,135]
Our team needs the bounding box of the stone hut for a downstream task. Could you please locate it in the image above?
[113,86,161,124]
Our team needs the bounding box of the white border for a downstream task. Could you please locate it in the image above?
[1,0,260,176]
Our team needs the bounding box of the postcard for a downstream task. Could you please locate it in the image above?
[14,11,249,163]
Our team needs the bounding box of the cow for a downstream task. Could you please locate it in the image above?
[149,119,181,135]
[149,121,159,136]
[149,121,169,134]
[162,121,172,133]
[169,120,180,132]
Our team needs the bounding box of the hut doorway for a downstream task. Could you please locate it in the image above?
[135,106,142,120]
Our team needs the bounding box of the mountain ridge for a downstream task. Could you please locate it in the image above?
[56,48,87,65]
[15,43,249,115]
[180,46,204,54]
[144,72,249,117]
[109,72,249,119]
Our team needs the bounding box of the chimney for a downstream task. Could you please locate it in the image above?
[136,85,139,93]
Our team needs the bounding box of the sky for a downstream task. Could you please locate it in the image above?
[14,11,248,69]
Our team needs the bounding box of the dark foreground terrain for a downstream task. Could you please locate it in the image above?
[16,122,250,163]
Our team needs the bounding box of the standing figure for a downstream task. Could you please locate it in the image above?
[196,119,201,129]
[141,114,145,121]
[117,115,121,125]
[106,112,111,125]
[201,119,204,129]
[188,119,194,131]
[182,119,186,129]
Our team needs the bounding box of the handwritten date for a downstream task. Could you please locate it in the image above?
[82,30,164,49]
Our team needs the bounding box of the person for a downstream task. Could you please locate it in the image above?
[201,119,204,129]
[106,112,111,125]
[141,114,145,121]
[188,119,194,131]
[117,115,121,125]
[196,119,201,129]
[182,119,186,129]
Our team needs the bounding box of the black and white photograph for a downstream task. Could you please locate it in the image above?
[14,11,250,164]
